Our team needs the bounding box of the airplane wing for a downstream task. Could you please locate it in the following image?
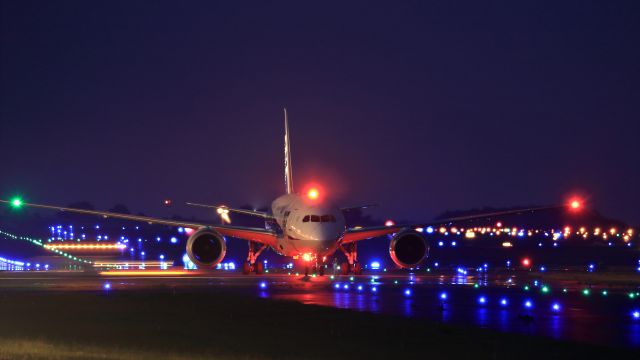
[341,225,405,244]
[341,204,571,244]
[340,204,378,212]
[0,199,278,246]
[186,202,273,219]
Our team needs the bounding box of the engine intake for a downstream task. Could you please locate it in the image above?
[389,230,428,269]
[186,227,226,268]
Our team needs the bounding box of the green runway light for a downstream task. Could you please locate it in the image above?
[541,286,550,293]
[474,283,479,289]
[524,285,530,291]
[562,288,568,293]
[10,198,23,208]
[629,293,636,299]
[601,290,608,296]
[582,289,591,296]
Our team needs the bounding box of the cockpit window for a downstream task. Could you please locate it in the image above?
[302,215,310,222]
[321,215,336,223]
[310,215,320,222]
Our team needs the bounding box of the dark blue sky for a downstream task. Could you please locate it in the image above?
[1,1,639,224]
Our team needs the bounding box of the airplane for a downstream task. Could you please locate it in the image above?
[1,109,582,275]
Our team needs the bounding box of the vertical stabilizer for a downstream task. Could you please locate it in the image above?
[284,108,294,194]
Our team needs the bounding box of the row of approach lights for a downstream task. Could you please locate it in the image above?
[0,229,93,265]
[383,223,635,245]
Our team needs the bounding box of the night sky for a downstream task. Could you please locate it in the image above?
[1,1,639,224]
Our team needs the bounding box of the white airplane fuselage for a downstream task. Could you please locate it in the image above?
[268,194,346,258]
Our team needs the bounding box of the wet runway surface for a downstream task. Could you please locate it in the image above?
[1,270,639,350]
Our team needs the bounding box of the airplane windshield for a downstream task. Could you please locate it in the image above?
[303,215,336,223]
[321,215,336,222]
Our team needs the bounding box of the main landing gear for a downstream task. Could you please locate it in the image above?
[339,243,362,275]
[242,241,267,275]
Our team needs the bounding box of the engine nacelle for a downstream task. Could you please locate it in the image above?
[186,227,226,268]
[389,230,429,269]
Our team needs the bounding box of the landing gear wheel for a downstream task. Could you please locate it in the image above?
[255,262,264,275]
[242,262,251,275]
[341,262,350,276]
[353,263,363,275]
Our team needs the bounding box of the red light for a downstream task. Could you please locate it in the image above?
[385,220,395,227]
[163,199,172,206]
[307,188,319,200]
[570,200,581,209]
[302,183,325,202]
[522,257,531,267]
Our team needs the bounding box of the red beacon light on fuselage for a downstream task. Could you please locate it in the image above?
[307,188,319,200]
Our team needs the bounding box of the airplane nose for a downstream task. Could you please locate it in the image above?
[316,226,340,242]
[314,227,340,250]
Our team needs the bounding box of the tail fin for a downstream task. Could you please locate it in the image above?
[284,108,294,194]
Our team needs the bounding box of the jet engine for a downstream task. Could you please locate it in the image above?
[389,230,429,269]
[186,227,226,268]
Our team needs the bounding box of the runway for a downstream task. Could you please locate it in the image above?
[1,269,639,352]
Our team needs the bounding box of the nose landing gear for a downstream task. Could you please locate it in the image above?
[311,259,326,276]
